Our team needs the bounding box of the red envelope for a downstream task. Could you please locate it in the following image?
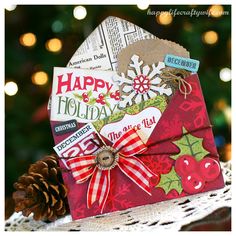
[59,73,224,220]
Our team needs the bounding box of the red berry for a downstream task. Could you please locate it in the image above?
[98,93,104,99]
[115,90,120,96]
[181,173,205,194]
[83,97,89,103]
[96,98,106,105]
[100,100,106,105]
[114,95,120,101]
[175,155,197,177]
[199,158,220,182]
[96,98,101,104]
[110,92,115,98]
[82,92,88,98]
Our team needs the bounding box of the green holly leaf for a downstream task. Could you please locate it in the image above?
[73,93,82,100]
[171,127,209,161]
[87,97,96,106]
[87,90,92,97]
[156,167,183,194]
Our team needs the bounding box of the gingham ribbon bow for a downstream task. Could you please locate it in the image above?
[66,129,156,213]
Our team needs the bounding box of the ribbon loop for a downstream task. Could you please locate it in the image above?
[113,129,147,156]
[67,155,96,183]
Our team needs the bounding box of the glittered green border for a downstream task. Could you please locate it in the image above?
[93,95,167,132]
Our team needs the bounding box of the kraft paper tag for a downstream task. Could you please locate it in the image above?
[118,39,190,74]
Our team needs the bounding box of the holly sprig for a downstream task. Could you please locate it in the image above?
[156,127,209,195]
[170,127,209,161]
[73,90,117,106]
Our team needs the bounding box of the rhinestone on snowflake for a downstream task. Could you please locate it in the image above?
[114,54,173,108]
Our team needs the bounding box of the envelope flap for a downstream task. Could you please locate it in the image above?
[67,16,156,71]
[145,74,218,157]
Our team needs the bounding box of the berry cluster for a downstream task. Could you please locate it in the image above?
[96,93,106,105]
[175,155,221,194]
[82,92,89,103]
[82,92,106,105]
[109,90,120,101]
[81,90,120,106]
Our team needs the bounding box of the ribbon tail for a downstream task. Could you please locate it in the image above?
[87,168,110,213]
[99,170,110,213]
[118,156,156,195]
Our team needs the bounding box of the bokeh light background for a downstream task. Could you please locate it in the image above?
[5,5,231,201]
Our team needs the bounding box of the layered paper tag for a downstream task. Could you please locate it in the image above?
[51,67,120,123]
[93,95,167,144]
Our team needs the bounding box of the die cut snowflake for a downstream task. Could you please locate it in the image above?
[114,54,173,108]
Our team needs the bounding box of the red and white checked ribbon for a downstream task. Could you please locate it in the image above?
[66,129,156,213]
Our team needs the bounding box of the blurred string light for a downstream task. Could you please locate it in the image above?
[73,6,87,20]
[214,135,225,148]
[45,38,62,53]
[202,30,218,45]
[213,98,231,127]
[5,5,17,11]
[156,11,173,25]
[224,143,231,161]
[183,22,193,32]
[220,68,231,82]
[208,5,224,18]
[137,2,149,10]
[51,20,64,33]
[5,81,18,96]
[31,71,48,85]
[223,105,231,125]
[215,99,226,111]
[19,32,37,47]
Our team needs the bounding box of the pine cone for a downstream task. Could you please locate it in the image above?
[12,155,70,221]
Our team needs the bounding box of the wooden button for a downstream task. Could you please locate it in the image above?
[96,146,118,170]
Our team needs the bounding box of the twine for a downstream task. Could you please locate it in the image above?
[136,124,219,158]
[58,124,218,172]
[160,71,192,99]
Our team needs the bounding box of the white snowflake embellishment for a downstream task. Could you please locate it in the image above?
[133,74,150,94]
[114,54,173,108]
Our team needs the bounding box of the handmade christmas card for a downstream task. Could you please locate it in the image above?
[48,16,225,221]
[52,68,224,221]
